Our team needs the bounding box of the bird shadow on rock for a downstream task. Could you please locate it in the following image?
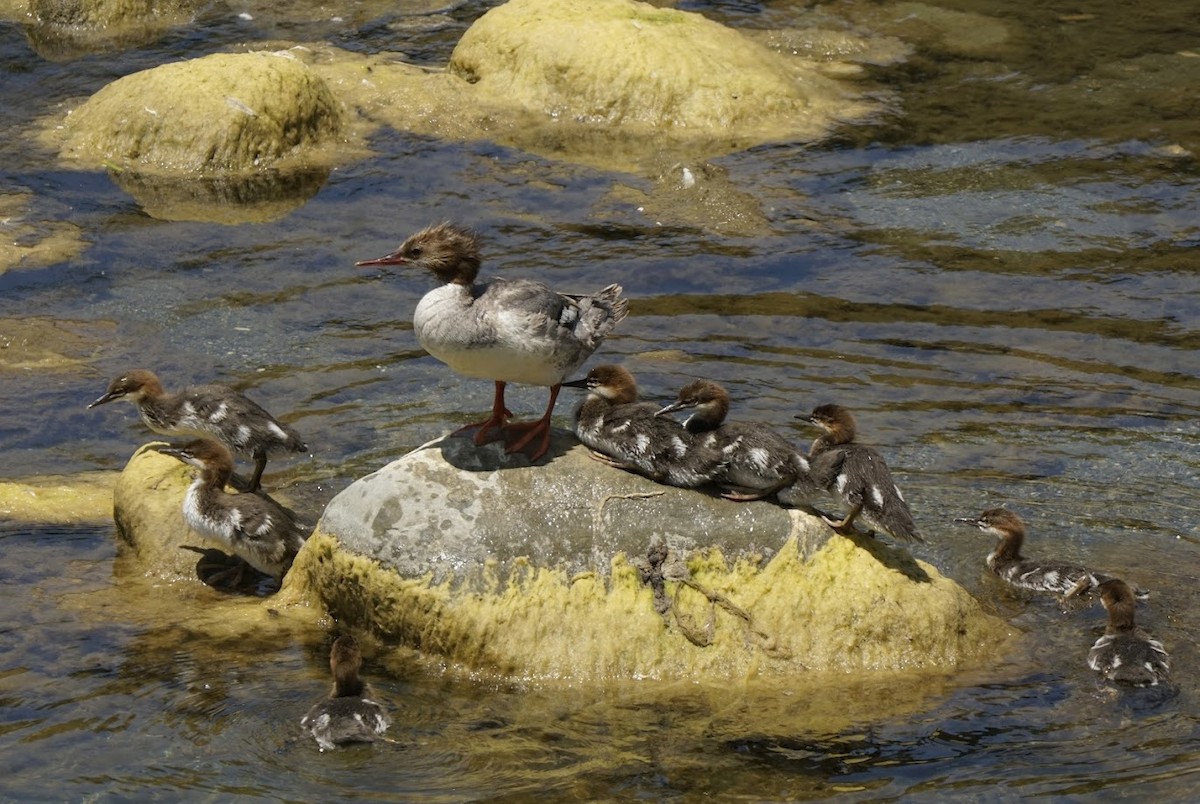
[433,427,579,472]
[181,545,280,597]
[836,528,933,584]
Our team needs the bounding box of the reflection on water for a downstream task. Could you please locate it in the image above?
[2,0,1200,798]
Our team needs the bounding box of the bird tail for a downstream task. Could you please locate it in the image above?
[574,284,629,348]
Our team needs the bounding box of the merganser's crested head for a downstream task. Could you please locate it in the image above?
[563,364,639,405]
[330,635,366,697]
[1096,578,1138,630]
[88,369,165,408]
[156,438,236,477]
[355,222,482,285]
[656,379,730,420]
[801,404,858,444]
[955,507,1026,540]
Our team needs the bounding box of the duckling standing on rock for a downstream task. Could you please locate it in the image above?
[155,438,307,592]
[954,508,1145,598]
[564,364,726,489]
[356,223,628,461]
[89,369,306,492]
[800,404,922,543]
[302,635,392,751]
[1088,578,1169,687]
[657,379,817,502]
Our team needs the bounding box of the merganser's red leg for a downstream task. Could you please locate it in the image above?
[504,383,560,460]
[453,381,512,444]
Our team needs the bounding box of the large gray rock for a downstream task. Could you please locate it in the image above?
[301,430,1012,681]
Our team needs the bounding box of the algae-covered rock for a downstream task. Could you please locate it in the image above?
[448,0,868,145]
[301,431,1011,681]
[25,0,199,60]
[113,442,314,588]
[60,50,343,175]
[0,470,118,525]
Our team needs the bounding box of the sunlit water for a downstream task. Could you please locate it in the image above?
[2,0,1199,799]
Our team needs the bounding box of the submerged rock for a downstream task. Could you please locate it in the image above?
[0,470,118,525]
[24,0,199,60]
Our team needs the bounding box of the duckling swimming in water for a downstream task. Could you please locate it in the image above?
[657,379,816,502]
[301,635,392,750]
[955,507,1146,599]
[564,364,726,489]
[800,404,922,543]
[1088,578,1169,687]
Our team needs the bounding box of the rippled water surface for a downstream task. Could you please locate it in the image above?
[2,0,1199,799]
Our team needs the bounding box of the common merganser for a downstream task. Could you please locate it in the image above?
[656,379,817,501]
[1088,578,1169,686]
[155,438,307,590]
[563,364,726,488]
[954,507,1147,598]
[356,223,629,461]
[800,404,922,543]
[301,635,391,751]
[89,369,306,492]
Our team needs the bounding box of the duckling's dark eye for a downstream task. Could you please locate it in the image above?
[409,246,423,257]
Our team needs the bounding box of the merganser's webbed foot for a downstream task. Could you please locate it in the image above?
[587,449,632,470]
[503,418,553,461]
[502,383,560,461]
[205,556,250,590]
[822,502,863,533]
[1063,575,1096,600]
[720,478,792,502]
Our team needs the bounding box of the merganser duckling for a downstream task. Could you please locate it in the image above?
[301,635,391,750]
[563,364,726,488]
[800,404,922,543]
[954,508,1147,598]
[656,380,817,501]
[356,223,628,461]
[1088,578,1169,686]
[155,438,307,590]
[89,369,306,492]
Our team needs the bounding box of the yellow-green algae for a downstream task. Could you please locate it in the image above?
[0,470,118,525]
[60,50,344,174]
[298,526,1012,682]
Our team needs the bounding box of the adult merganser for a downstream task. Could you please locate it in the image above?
[563,364,726,489]
[356,223,629,461]
[89,369,306,492]
[800,404,922,543]
[656,379,817,501]
[1088,578,1169,686]
[155,438,307,590]
[954,507,1147,598]
[301,635,391,751]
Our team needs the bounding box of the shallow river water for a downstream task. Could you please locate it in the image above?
[2,0,1199,800]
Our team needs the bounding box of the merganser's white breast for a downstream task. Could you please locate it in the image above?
[414,278,615,387]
